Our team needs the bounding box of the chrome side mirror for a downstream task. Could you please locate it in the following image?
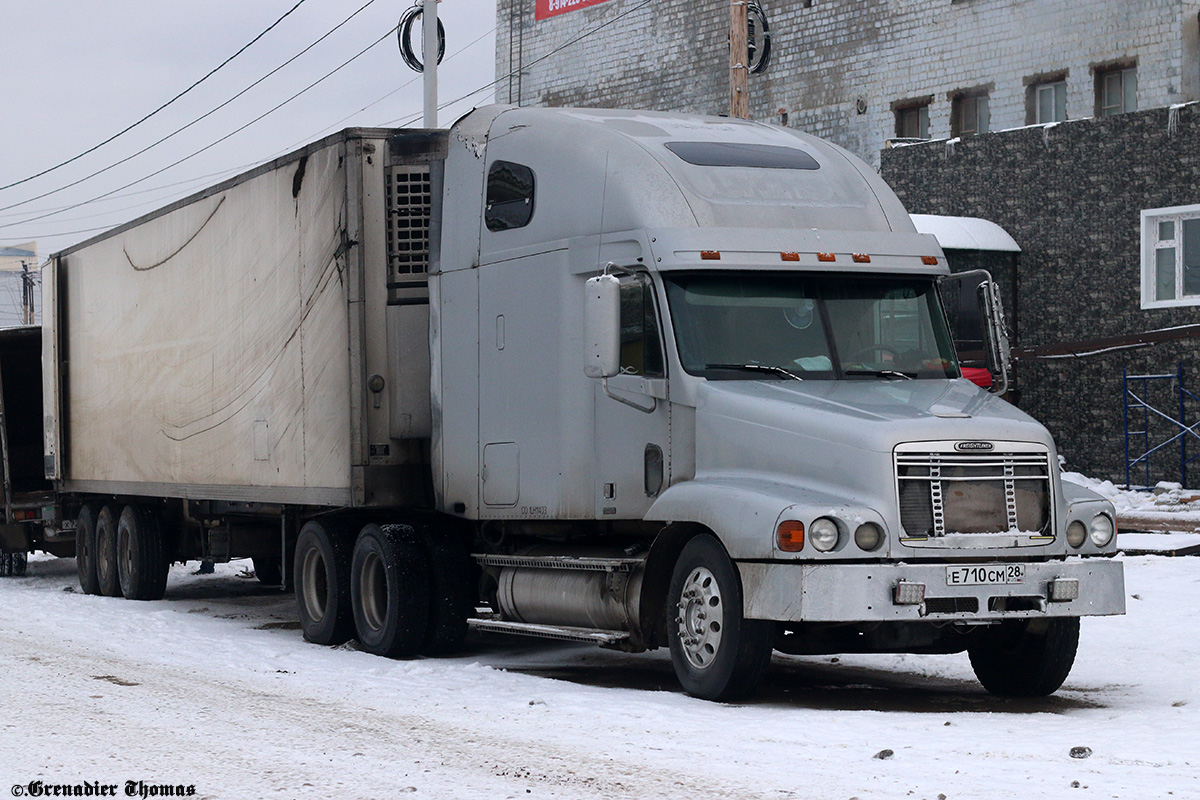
[583,274,621,379]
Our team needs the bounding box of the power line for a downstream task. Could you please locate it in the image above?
[2,22,497,242]
[0,0,381,215]
[385,0,655,129]
[275,24,497,154]
[0,163,261,220]
[0,25,399,232]
[0,0,311,194]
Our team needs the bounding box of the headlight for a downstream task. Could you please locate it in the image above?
[1089,514,1115,547]
[854,522,883,551]
[1066,520,1088,548]
[810,517,839,552]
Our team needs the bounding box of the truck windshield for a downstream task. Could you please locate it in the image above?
[663,272,960,380]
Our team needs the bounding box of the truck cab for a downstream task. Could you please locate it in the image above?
[433,106,1124,700]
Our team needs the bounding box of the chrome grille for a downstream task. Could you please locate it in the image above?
[896,450,1051,538]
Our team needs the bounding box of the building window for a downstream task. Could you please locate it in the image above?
[952,92,989,137]
[1032,80,1067,124]
[1142,204,1200,308]
[1097,65,1137,117]
[895,102,930,139]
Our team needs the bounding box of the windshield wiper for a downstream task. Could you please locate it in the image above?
[844,369,915,381]
[706,363,804,381]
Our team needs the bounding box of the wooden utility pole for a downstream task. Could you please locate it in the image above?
[729,0,749,118]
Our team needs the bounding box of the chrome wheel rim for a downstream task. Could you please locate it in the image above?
[675,566,724,669]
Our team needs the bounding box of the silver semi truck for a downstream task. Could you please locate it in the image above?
[42,106,1124,701]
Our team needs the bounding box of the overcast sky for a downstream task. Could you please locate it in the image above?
[0,0,498,260]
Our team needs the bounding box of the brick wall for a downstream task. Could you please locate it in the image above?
[495,0,1200,166]
[882,103,1200,486]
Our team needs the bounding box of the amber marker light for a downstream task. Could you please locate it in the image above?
[777,520,805,552]
[817,253,836,262]
[852,253,872,263]
[922,255,939,265]
[780,252,800,262]
[700,250,721,260]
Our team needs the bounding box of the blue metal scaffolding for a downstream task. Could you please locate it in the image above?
[1123,363,1200,489]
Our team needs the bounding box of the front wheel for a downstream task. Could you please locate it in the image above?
[968,617,1080,697]
[667,534,773,702]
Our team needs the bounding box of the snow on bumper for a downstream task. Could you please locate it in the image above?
[737,558,1126,622]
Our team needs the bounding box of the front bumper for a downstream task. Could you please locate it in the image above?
[738,558,1125,622]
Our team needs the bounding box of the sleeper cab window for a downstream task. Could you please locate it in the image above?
[485,161,535,232]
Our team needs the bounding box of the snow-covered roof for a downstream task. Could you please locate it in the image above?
[910,214,1020,252]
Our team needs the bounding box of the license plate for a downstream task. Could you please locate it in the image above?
[946,564,1025,586]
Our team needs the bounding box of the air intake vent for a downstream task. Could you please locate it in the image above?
[385,164,431,305]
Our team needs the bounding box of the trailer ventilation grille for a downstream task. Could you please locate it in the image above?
[385,164,432,303]
[896,450,1052,540]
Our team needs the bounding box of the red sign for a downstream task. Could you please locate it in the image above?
[535,0,615,20]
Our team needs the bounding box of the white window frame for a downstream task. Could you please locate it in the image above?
[1034,81,1066,124]
[1098,66,1137,117]
[1141,203,1200,309]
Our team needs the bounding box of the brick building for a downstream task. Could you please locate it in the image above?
[496,0,1200,166]
[496,1,1200,486]
[883,105,1200,486]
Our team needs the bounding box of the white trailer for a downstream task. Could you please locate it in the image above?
[43,106,1124,700]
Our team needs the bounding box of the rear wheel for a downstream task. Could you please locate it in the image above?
[968,617,1080,697]
[667,534,773,702]
[95,505,122,597]
[10,552,26,576]
[116,505,169,601]
[418,526,473,655]
[294,519,353,645]
[351,523,430,658]
[0,552,10,577]
[75,505,101,595]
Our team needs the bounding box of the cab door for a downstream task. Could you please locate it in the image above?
[593,273,671,519]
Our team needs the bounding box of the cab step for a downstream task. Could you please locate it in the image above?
[472,553,642,572]
[468,617,631,646]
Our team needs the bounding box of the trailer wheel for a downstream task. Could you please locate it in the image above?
[11,552,26,576]
[418,526,473,655]
[95,505,122,597]
[0,552,10,577]
[294,519,354,645]
[75,505,101,594]
[667,534,773,702]
[351,523,430,658]
[253,556,283,587]
[968,617,1080,697]
[116,505,169,601]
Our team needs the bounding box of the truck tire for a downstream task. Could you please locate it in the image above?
[117,505,169,601]
[95,505,122,597]
[253,556,283,587]
[0,552,10,577]
[418,526,473,655]
[11,552,26,576]
[667,534,773,702]
[294,519,354,645]
[968,617,1080,697]
[351,523,430,658]
[75,505,101,595]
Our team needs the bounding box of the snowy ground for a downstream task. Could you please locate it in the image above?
[1,551,1197,800]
